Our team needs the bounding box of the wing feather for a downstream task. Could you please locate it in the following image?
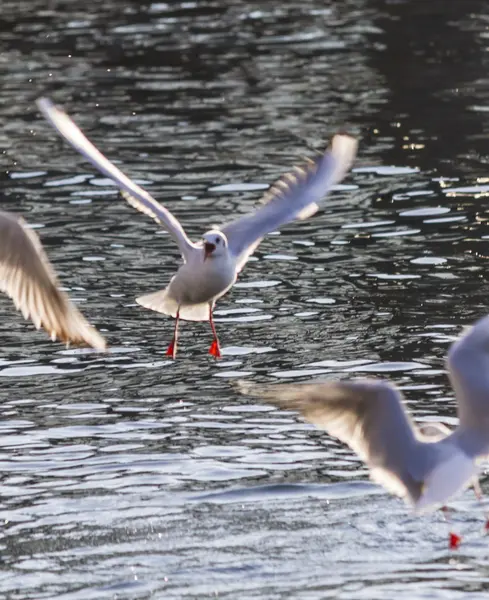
[36,97,196,261]
[447,315,489,434]
[243,379,426,502]
[0,211,106,350]
[220,134,357,272]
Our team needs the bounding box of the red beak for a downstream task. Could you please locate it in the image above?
[204,242,216,261]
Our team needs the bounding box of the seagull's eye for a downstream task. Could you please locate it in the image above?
[215,237,220,244]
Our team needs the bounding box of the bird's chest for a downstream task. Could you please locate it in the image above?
[175,258,236,305]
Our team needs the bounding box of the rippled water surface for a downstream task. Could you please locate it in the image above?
[2,1,489,598]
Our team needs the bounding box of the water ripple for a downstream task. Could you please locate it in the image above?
[1,1,489,598]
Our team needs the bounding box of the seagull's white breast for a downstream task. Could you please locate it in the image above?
[414,445,476,512]
[167,251,237,306]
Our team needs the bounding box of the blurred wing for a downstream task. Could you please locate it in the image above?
[36,97,196,261]
[0,212,106,350]
[447,315,489,431]
[220,134,357,271]
[245,379,424,501]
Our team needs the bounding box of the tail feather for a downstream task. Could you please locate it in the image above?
[136,289,209,321]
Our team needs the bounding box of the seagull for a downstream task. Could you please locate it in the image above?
[241,314,489,548]
[36,97,357,359]
[0,211,106,350]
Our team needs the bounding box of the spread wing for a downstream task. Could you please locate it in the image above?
[36,97,197,261]
[244,379,425,502]
[0,211,105,350]
[220,134,357,272]
[447,315,489,433]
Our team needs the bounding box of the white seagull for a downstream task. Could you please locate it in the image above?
[0,210,106,350]
[37,97,357,359]
[242,314,489,548]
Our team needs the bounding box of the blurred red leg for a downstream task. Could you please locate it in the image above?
[472,479,489,532]
[442,506,462,550]
[208,306,221,358]
[166,309,180,359]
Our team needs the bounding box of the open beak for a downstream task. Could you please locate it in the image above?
[204,242,216,261]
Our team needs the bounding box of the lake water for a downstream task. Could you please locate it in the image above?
[2,0,489,598]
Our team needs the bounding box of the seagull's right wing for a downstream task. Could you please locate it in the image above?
[0,211,106,350]
[447,315,489,434]
[243,379,424,502]
[36,98,196,261]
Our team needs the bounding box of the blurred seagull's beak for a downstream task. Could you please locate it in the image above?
[204,242,216,261]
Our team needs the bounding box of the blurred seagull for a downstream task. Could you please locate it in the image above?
[0,211,105,350]
[37,97,357,359]
[241,314,489,548]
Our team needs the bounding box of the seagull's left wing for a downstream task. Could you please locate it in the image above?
[220,134,357,272]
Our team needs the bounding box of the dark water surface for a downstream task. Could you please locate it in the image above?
[2,0,489,598]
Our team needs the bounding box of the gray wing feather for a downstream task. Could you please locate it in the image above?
[0,211,106,350]
[36,97,196,261]
[220,134,357,272]
[447,315,489,431]
[249,379,424,501]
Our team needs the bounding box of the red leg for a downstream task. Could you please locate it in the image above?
[208,305,221,358]
[166,309,180,359]
[449,532,462,550]
[442,506,462,550]
[472,479,489,532]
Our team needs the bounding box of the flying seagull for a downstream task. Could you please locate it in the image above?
[37,97,357,359]
[241,314,489,548]
[0,211,105,350]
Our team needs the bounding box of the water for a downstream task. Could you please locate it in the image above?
[1,0,489,597]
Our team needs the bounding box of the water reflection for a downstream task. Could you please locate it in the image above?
[2,0,489,597]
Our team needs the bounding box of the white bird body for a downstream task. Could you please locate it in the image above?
[414,442,477,513]
[37,97,357,357]
[138,239,237,321]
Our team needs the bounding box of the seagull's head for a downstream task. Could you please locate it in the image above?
[202,230,228,261]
